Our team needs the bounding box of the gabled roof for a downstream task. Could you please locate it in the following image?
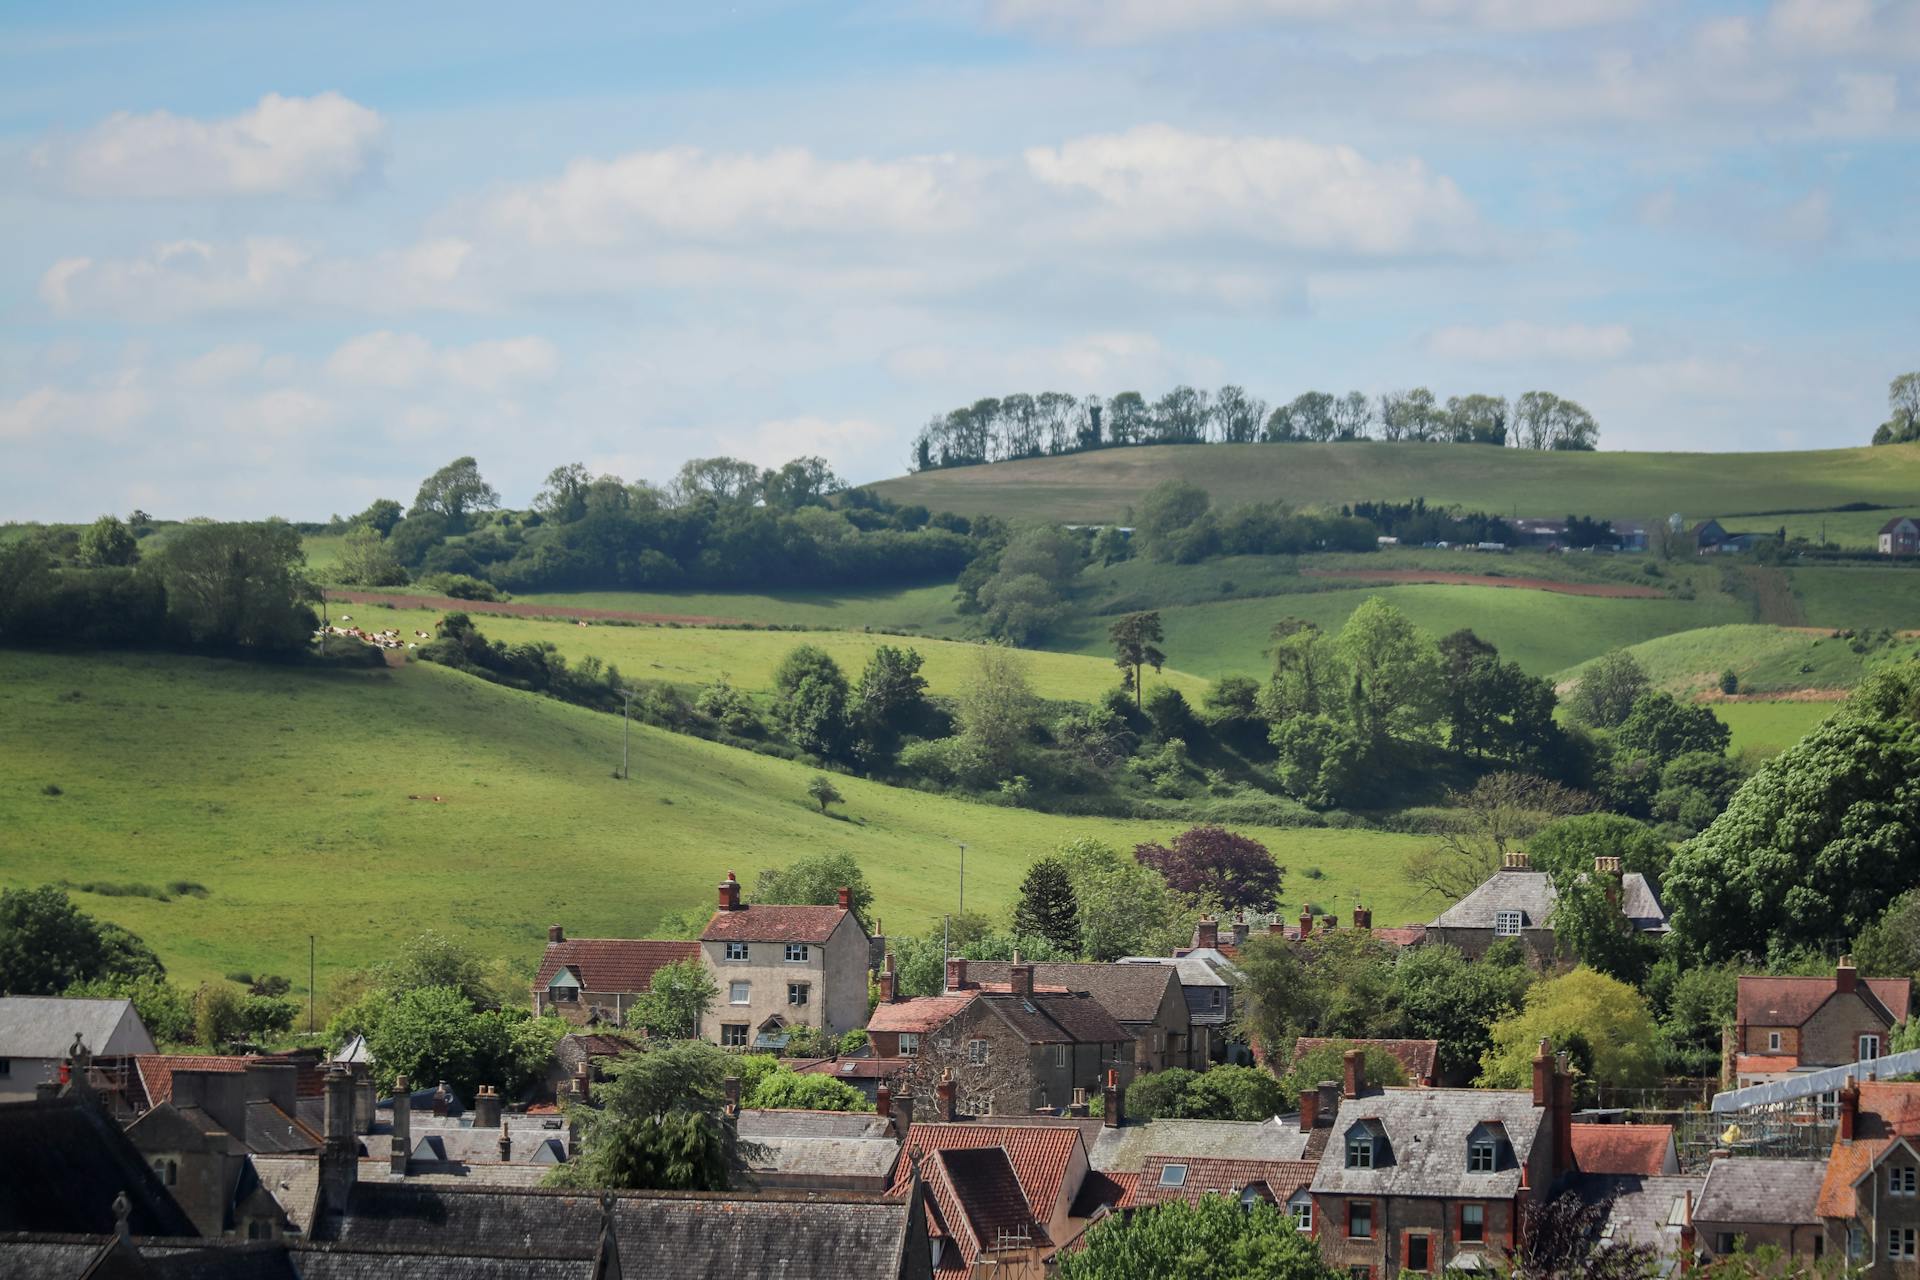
[797,1057,913,1082]
[961,963,1184,1027]
[921,1147,1049,1275]
[1569,1124,1674,1177]
[0,997,154,1060]
[1117,956,1231,989]
[975,992,1130,1047]
[533,939,699,993]
[1816,1081,1920,1219]
[868,995,977,1036]
[1067,1169,1136,1218]
[0,1098,198,1237]
[701,905,857,945]
[1126,1155,1316,1208]
[1309,1087,1547,1200]
[893,1123,1085,1222]
[132,1055,322,1111]
[1291,1039,1439,1085]
[1736,974,1910,1028]
[1428,868,1668,934]
[1088,1118,1312,1172]
[1879,516,1919,535]
[1695,1157,1826,1226]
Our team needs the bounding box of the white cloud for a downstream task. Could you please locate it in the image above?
[175,343,267,388]
[1024,124,1483,256]
[987,0,1643,40]
[716,415,898,472]
[0,377,152,443]
[485,145,969,246]
[325,331,557,392]
[1427,320,1634,363]
[33,92,387,199]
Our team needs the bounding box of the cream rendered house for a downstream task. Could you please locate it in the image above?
[699,873,872,1048]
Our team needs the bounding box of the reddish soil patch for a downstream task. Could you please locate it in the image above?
[327,591,746,627]
[1694,688,1852,703]
[1301,569,1665,599]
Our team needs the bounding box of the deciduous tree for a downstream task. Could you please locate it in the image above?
[1056,1197,1337,1280]
[625,958,718,1040]
[1109,610,1167,709]
[1133,826,1281,911]
[1478,968,1660,1093]
[1568,649,1651,729]
[410,456,500,527]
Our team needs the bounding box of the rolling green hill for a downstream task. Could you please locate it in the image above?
[869,441,1920,525]
[0,650,1430,999]
[1554,624,1920,697]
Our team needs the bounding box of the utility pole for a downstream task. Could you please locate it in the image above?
[619,688,637,779]
[956,842,967,920]
[308,935,315,1035]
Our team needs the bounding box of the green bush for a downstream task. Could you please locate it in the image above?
[426,573,503,601]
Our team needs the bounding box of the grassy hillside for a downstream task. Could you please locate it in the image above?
[1789,565,1920,631]
[869,441,1920,525]
[325,600,1209,703]
[0,651,1430,998]
[1555,624,1920,698]
[1713,701,1839,756]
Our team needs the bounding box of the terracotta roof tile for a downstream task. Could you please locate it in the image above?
[1735,1053,1800,1074]
[868,995,977,1035]
[1818,1139,1886,1219]
[134,1054,320,1109]
[1568,1124,1674,1177]
[1290,1038,1439,1085]
[701,905,854,945]
[1735,974,1911,1028]
[922,1147,1049,1273]
[892,1123,1084,1221]
[1371,926,1427,947]
[1067,1169,1135,1218]
[796,1057,913,1081]
[1127,1156,1316,1209]
[533,939,699,993]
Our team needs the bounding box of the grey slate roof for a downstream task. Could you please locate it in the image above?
[0,997,154,1059]
[0,1098,198,1237]
[963,962,1184,1026]
[1582,1173,1704,1274]
[1308,1087,1547,1200]
[1427,869,1669,934]
[1118,955,1232,989]
[741,1136,902,1181]
[737,1110,895,1139]
[1694,1157,1826,1227]
[976,992,1131,1047]
[1089,1118,1311,1173]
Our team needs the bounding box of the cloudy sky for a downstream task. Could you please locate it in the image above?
[2,0,1916,520]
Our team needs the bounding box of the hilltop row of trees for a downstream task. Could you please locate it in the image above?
[1871,372,1920,445]
[909,384,1600,472]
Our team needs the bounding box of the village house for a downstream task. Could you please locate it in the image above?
[1880,516,1920,557]
[700,872,873,1048]
[867,960,1133,1117]
[1818,1079,1920,1273]
[1307,1042,1575,1276]
[734,1106,902,1193]
[0,997,154,1103]
[894,1114,1093,1260]
[1731,958,1910,1087]
[1423,851,1669,962]
[1123,1154,1317,1216]
[1694,1156,1830,1265]
[961,960,1197,1073]
[532,927,700,1026]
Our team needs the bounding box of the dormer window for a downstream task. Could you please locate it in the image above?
[546,968,582,1004]
[1494,910,1522,938]
[1469,1140,1497,1173]
[1346,1131,1375,1169]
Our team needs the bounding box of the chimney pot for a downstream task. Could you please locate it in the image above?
[1323,914,1338,930]
[1841,1079,1861,1142]
[1342,1048,1364,1100]
[548,924,564,944]
[498,1119,512,1163]
[719,872,741,912]
[1195,918,1219,950]
[574,1063,591,1103]
[389,1074,411,1177]
[1009,964,1034,997]
[937,1071,957,1121]
[945,957,968,993]
[1317,1080,1339,1126]
[1299,910,1313,939]
[1353,905,1372,931]
[1299,1087,1319,1132]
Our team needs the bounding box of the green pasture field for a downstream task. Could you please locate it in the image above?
[0,650,1431,998]
[321,600,1209,704]
[869,442,1920,526]
[1711,700,1840,757]
[1768,510,1906,550]
[1788,565,1920,631]
[483,584,966,634]
[1554,624,1920,697]
[1051,584,1749,681]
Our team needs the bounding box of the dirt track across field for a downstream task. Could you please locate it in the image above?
[1300,569,1666,599]
[326,591,747,627]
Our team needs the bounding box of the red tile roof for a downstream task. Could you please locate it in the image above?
[1067,1169,1136,1219]
[922,1147,1050,1274]
[1736,974,1911,1027]
[134,1054,321,1109]
[1290,1038,1440,1085]
[1735,1053,1800,1075]
[868,995,977,1035]
[701,905,853,945]
[796,1057,914,1081]
[1125,1156,1317,1209]
[534,939,699,993]
[1817,1083,1920,1218]
[1372,926,1428,947]
[1569,1124,1674,1177]
[892,1122,1085,1222]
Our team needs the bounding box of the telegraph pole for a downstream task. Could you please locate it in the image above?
[956,842,967,920]
[619,688,637,779]
[308,935,315,1035]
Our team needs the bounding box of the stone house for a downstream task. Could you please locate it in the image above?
[1732,959,1910,1086]
[531,928,700,1025]
[700,873,873,1047]
[1818,1080,1920,1273]
[1119,953,1235,1063]
[0,997,154,1102]
[1307,1042,1574,1276]
[961,961,1196,1073]
[1423,851,1668,962]
[1694,1156,1830,1265]
[1880,516,1920,558]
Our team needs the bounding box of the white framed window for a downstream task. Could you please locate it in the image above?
[1054,1045,1067,1069]
[1290,1193,1313,1233]
[548,984,578,1003]
[1767,1031,1782,1052]
[725,942,748,961]
[1469,1140,1497,1173]
[898,1033,919,1057]
[1890,1227,1917,1260]
[1347,1134,1374,1169]
[721,1024,748,1048]
[1819,1091,1841,1122]
[967,1039,990,1066]
[787,983,809,1006]
[1894,1167,1918,1196]
[785,943,810,962]
[1159,1164,1187,1187]
[729,981,750,1005]
[1494,910,1523,937]
[1862,1034,1883,1061]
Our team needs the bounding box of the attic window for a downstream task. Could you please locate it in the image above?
[1160,1164,1188,1187]
[1494,910,1522,938]
[1346,1132,1374,1169]
[1469,1140,1498,1173]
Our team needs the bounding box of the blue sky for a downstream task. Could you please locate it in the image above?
[2,0,1916,519]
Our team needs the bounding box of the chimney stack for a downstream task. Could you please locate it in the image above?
[880,952,898,1003]
[893,1086,915,1133]
[1230,915,1250,947]
[1679,1190,1696,1263]
[1268,922,1285,936]
[1502,850,1531,870]
[719,872,742,911]
[497,1119,512,1163]
[1323,914,1338,930]
[548,924,564,944]
[1838,955,1858,996]
[389,1075,411,1176]
[1299,910,1313,939]
[1299,1086,1319,1132]
[837,886,852,910]
[1353,905,1372,931]
[573,1063,591,1104]
[937,1071,957,1121]
[1841,1079,1861,1142]
[876,1083,892,1120]
[1532,1039,1553,1108]
[352,1063,376,1135]
[1102,1069,1122,1128]
[1342,1049,1364,1100]
[325,1063,353,1141]
[945,957,968,993]
[1195,918,1219,950]
[473,1085,502,1130]
[1318,1080,1340,1127]
[319,1065,358,1216]
[1009,964,1034,997]
[431,1081,451,1118]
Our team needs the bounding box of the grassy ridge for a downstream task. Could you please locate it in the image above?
[325,600,1211,703]
[1554,624,1920,697]
[0,651,1431,996]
